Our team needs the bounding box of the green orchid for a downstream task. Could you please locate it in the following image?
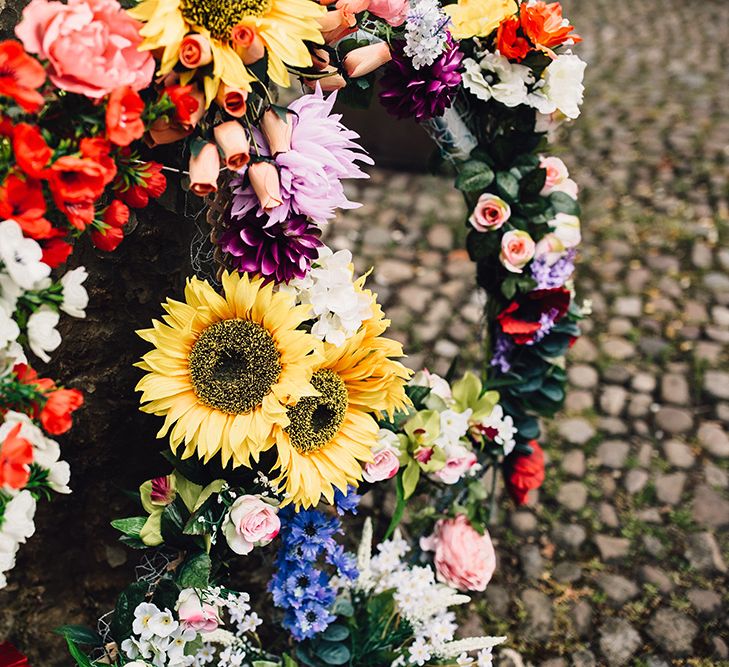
[396,409,448,499]
[451,371,500,423]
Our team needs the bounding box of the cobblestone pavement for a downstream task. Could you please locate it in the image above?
[330,0,729,664]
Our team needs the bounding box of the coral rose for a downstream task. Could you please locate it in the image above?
[505,440,545,505]
[15,0,154,98]
[213,121,250,171]
[420,515,496,591]
[0,40,46,112]
[222,495,280,555]
[343,42,392,78]
[215,84,248,118]
[188,142,220,196]
[247,160,282,210]
[179,34,212,68]
[106,87,145,147]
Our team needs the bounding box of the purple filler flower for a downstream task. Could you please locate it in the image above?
[219,212,323,283]
[379,34,463,122]
[530,249,576,289]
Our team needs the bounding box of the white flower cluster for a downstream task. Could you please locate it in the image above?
[280,246,372,347]
[0,490,36,589]
[463,52,587,120]
[122,603,196,667]
[404,0,450,70]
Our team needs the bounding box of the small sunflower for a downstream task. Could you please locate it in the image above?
[136,272,322,468]
[128,0,326,101]
[274,283,412,508]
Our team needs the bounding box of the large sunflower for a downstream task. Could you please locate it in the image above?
[274,282,412,508]
[128,0,325,101]
[136,272,322,468]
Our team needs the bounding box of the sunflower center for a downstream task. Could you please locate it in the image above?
[286,369,348,454]
[188,319,281,415]
[179,0,272,41]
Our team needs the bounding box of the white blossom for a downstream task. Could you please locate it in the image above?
[404,0,450,70]
[148,609,179,638]
[27,306,61,362]
[133,603,163,640]
[0,308,20,351]
[60,267,89,318]
[0,220,50,290]
[527,53,586,119]
[463,54,533,108]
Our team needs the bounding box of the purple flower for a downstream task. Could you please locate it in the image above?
[231,85,372,227]
[379,34,463,122]
[530,249,576,289]
[529,308,561,345]
[491,332,514,374]
[219,212,323,283]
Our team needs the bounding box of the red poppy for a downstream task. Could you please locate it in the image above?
[520,1,581,54]
[79,137,117,186]
[90,199,129,251]
[119,161,166,208]
[106,86,145,147]
[12,123,52,178]
[40,236,73,268]
[165,84,200,126]
[0,641,31,667]
[13,363,54,394]
[0,423,33,490]
[497,288,571,345]
[0,174,53,239]
[505,440,545,505]
[496,16,531,62]
[0,115,13,137]
[40,388,84,435]
[48,155,109,229]
[0,40,45,112]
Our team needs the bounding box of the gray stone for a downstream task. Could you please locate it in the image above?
[426,224,453,250]
[704,370,729,401]
[565,390,594,413]
[647,608,698,655]
[631,372,656,393]
[613,296,642,318]
[687,589,722,616]
[571,650,596,667]
[704,462,729,488]
[660,373,690,405]
[645,658,670,667]
[639,566,674,594]
[602,365,631,385]
[376,259,415,285]
[520,545,545,579]
[596,440,630,468]
[697,422,729,457]
[569,600,592,638]
[654,406,693,434]
[596,574,639,604]
[569,364,599,389]
[639,336,669,357]
[692,484,729,528]
[598,417,628,436]
[704,272,729,294]
[511,511,538,535]
[712,305,729,327]
[712,637,729,660]
[569,337,598,363]
[561,450,586,477]
[594,535,631,561]
[599,503,619,528]
[600,386,627,416]
[557,481,588,511]
[636,508,662,523]
[628,393,653,418]
[624,469,649,493]
[655,472,686,505]
[602,338,636,360]
[552,561,582,584]
[539,660,565,667]
[643,535,665,558]
[485,584,511,617]
[558,418,596,445]
[520,589,553,641]
[598,618,641,666]
[661,439,694,469]
[552,523,587,552]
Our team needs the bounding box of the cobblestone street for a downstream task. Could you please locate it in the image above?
[330,0,729,664]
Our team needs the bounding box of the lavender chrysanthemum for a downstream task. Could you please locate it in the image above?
[379,34,463,122]
[530,249,576,289]
[219,212,323,283]
[231,86,373,227]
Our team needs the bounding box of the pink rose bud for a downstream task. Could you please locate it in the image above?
[311,48,331,71]
[222,494,280,555]
[188,142,220,196]
[318,9,357,44]
[215,84,248,118]
[260,108,292,155]
[499,230,535,273]
[420,515,496,591]
[343,42,392,78]
[363,448,400,483]
[231,24,266,65]
[176,588,221,633]
[248,161,283,210]
[432,444,478,485]
[539,155,569,195]
[367,0,408,26]
[179,33,213,68]
[469,193,511,232]
[213,120,250,170]
[148,117,192,146]
[336,0,370,11]
[305,67,347,91]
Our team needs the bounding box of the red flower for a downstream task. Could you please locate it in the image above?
[12,123,52,178]
[520,1,581,54]
[90,199,129,251]
[13,363,54,393]
[0,40,45,112]
[497,288,571,345]
[0,174,53,239]
[0,641,31,667]
[79,137,117,185]
[40,388,84,435]
[40,236,73,268]
[0,423,33,490]
[505,440,545,505]
[106,86,145,147]
[0,115,13,137]
[119,162,166,208]
[49,155,108,229]
[165,84,200,126]
[496,16,531,62]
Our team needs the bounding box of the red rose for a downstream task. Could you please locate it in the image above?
[40,388,84,435]
[497,288,571,345]
[165,84,200,126]
[12,123,52,178]
[496,16,531,62]
[106,86,145,147]
[0,641,31,667]
[505,440,545,505]
[520,1,581,53]
[40,236,73,268]
[0,174,53,239]
[0,40,45,112]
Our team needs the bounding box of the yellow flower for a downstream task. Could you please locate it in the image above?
[444,0,517,40]
[274,280,411,508]
[135,272,322,469]
[128,0,326,103]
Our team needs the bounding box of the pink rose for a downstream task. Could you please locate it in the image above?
[539,155,579,198]
[223,495,280,555]
[469,193,511,232]
[16,0,154,98]
[499,230,535,273]
[176,588,220,633]
[420,515,496,591]
[432,443,477,485]
[367,0,408,26]
[179,33,212,69]
[363,448,400,483]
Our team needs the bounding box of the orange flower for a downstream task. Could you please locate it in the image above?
[79,137,117,186]
[0,40,45,112]
[12,122,52,178]
[106,86,145,147]
[0,423,33,490]
[90,199,129,251]
[520,1,580,54]
[166,85,200,126]
[496,15,531,62]
[40,388,84,435]
[0,174,53,239]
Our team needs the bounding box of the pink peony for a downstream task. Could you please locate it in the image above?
[222,495,280,555]
[367,0,408,26]
[363,448,400,483]
[15,0,154,98]
[176,588,221,633]
[432,443,478,485]
[469,193,511,232]
[420,515,496,591]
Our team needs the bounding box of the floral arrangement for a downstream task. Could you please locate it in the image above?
[0,0,589,661]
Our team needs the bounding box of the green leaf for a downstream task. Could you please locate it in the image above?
[110,581,148,642]
[501,275,518,299]
[283,655,299,667]
[178,552,211,589]
[152,577,181,612]
[401,458,420,500]
[539,382,565,403]
[465,228,499,263]
[313,642,350,665]
[332,597,354,618]
[384,472,407,539]
[55,625,103,647]
[322,624,350,641]
[455,160,494,192]
[550,191,580,215]
[110,516,147,539]
[519,167,547,199]
[495,171,520,201]
[63,637,94,667]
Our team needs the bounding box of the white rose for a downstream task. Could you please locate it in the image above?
[48,460,72,494]
[27,306,61,362]
[463,54,532,108]
[60,267,89,318]
[0,220,50,290]
[0,271,23,316]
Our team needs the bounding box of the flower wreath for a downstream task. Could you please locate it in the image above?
[0,0,587,663]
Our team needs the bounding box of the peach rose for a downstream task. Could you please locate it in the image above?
[231,24,265,65]
[469,193,511,232]
[179,33,212,68]
[15,0,154,98]
[305,67,347,91]
[215,84,248,118]
[248,161,283,210]
[368,0,408,26]
[176,588,220,633]
[222,495,280,555]
[499,230,535,273]
[188,142,220,196]
[260,108,292,155]
[318,9,357,44]
[213,121,250,170]
[343,42,392,78]
[539,155,578,197]
[420,515,496,591]
[534,232,565,265]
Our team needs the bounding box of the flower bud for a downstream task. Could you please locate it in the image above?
[343,42,391,78]
[248,161,282,210]
[215,84,248,118]
[260,108,292,155]
[188,142,220,196]
[213,120,250,170]
[231,24,266,64]
[179,33,213,68]
[318,9,357,44]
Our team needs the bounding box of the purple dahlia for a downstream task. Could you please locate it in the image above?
[219,212,323,284]
[379,35,463,122]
